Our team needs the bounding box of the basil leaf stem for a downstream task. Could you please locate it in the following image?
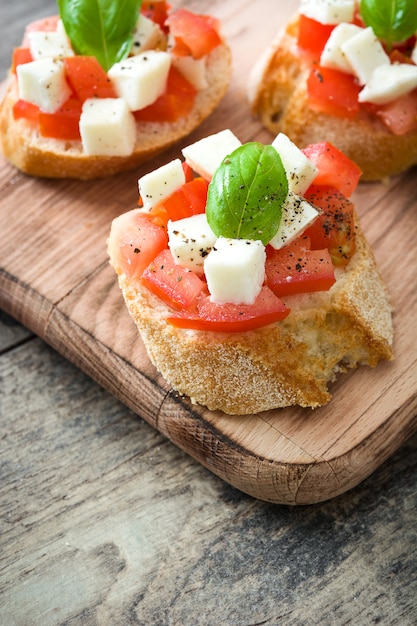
[206,143,288,246]
[58,0,142,71]
[360,0,417,50]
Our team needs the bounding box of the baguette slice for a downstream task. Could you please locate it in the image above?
[248,15,417,181]
[0,44,231,179]
[108,214,394,415]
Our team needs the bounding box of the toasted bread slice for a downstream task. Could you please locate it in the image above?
[108,214,394,415]
[0,43,231,179]
[248,15,417,181]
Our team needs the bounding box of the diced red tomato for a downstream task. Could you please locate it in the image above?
[307,66,361,119]
[302,142,362,197]
[168,286,290,332]
[166,8,222,59]
[145,177,208,228]
[303,185,356,266]
[38,98,82,140]
[12,47,33,73]
[13,99,40,122]
[297,14,335,58]
[64,56,117,101]
[22,16,60,46]
[182,161,195,182]
[109,210,168,279]
[179,177,208,214]
[142,248,206,309]
[373,89,417,136]
[141,0,170,31]
[134,66,197,122]
[265,237,336,296]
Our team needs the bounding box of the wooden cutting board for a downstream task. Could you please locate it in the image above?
[1,0,416,505]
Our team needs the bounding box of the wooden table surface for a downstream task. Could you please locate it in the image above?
[1,1,416,624]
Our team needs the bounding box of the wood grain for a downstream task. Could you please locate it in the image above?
[0,0,416,504]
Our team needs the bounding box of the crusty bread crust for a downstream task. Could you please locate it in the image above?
[0,44,231,179]
[248,15,417,181]
[109,216,394,415]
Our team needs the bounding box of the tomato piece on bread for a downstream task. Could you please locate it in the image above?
[142,249,206,310]
[302,142,362,197]
[307,66,362,120]
[166,8,222,59]
[168,286,290,332]
[304,186,356,267]
[297,15,335,58]
[38,98,83,140]
[265,237,336,296]
[108,210,168,280]
[64,57,117,101]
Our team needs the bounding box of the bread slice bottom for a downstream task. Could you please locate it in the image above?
[0,44,231,179]
[112,220,394,415]
[248,16,417,181]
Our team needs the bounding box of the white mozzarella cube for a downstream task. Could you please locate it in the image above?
[341,27,390,85]
[56,19,69,39]
[272,133,318,195]
[320,23,364,73]
[108,51,171,111]
[299,0,355,24]
[182,130,242,179]
[172,55,208,89]
[138,159,186,211]
[269,192,319,250]
[17,59,72,113]
[358,63,417,105]
[130,14,165,55]
[168,214,217,274]
[28,31,74,60]
[204,237,266,305]
[79,98,136,156]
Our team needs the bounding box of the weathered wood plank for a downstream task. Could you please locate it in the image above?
[1,337,416,624]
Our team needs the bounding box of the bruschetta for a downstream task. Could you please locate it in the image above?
[248,0,417,181]
[107,129,394,415]
[0,2,231,179]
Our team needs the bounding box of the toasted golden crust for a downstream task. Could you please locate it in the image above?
[0,44,231,179]
[248,15,417,181]
[109,217,394,415]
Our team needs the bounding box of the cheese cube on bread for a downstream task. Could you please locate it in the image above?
[205,237,266,304]
[269,192,319,250]
[16,59,72,113]
[108,51,171,111]
[320,23,363,73]
[172,55,208,90]
[182,130,242,179]
[358,64,417,105]
[168,214,217,274]
[341,27,390,85]
[300,0,355,24]
[28,31,74,60]
[130,14,165,54]
[79,99,136,156]
[139,159,185,211]
[272,133,318,195]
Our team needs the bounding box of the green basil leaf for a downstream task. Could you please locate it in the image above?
[206,143,288,245]
[360,0,417,49]
[58,0,142,71]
